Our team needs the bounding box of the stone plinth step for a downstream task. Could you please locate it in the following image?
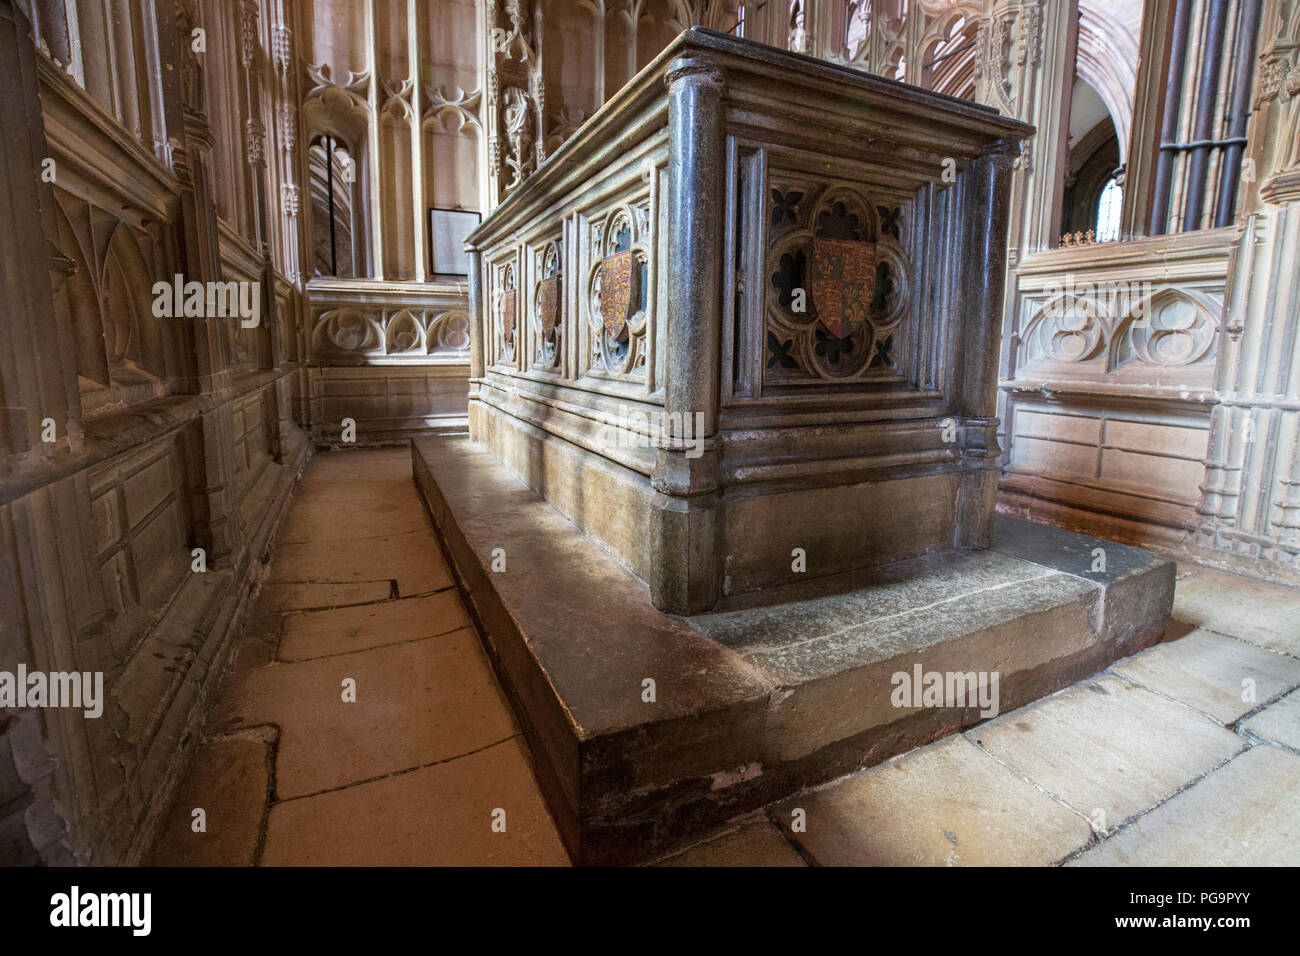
[412,436,1174,865]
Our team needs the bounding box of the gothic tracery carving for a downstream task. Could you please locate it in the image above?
[277,103,296,152]
[1117,292,1218,370]
[493,0,536,63]
[588,203,653,378]
[311,306,472,360]
[245,119,266,167]
[425,85,482,131]
[272,25,292,72]
[766,179,910,383]
[281,184,300,218]
[1019,287,1219,376]
[1016,0,1043,69]
[987,10,1018,113]
[239,1,258,69]
[533,240,563,370]
[487,0,542,201]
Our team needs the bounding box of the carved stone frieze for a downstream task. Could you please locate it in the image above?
[272,24,292,72]
[1017,279,1219,378]
[281,183,300,218]
[311,304,471,360]
[245,118,266,167]
[239,0,258,69]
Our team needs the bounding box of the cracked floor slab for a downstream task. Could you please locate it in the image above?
[1110,628,1300,725]
[965,674,1245,829]
[652,563,1300,867]
[768,734,1093,866]
[1067,745,1300,866]
[148,448,566,866]
[149,448,1300,867]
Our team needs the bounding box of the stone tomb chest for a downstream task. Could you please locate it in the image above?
[465,28,1033,614]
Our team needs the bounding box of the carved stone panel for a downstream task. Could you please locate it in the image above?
[1015,274,1220,385]
[531,238,562,370]
[765,178,910,385]
[494,259,518,367]
[309,295,472,364]
[585,200,653,379]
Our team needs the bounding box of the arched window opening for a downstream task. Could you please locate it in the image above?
[1058,77,1121,246]
[1096,176,1123,243]
[921,16,978,99]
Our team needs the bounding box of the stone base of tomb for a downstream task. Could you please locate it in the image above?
[467,388,1002,610]
[412,435,1174,866]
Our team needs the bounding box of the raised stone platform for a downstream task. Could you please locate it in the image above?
[413,435,1174,865]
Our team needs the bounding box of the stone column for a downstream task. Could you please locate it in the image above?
[1198,199,1300,572]
[466,247,485,440]
[237,0,279,380]
[651,54,726,615]
[169,0,242,566]
[408,0,427,282]
[1195,0,1300,577]
[978,0,1078,476]
[0,0,80,867]
[1125,0,1183,238]
[955,143,1019,549]
[363,0,384,278]
[0,0,82,472]
[981,0,1076,260]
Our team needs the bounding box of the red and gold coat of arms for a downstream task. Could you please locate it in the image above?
[537,275,561,342]
[501,289,517,346]
[810,239,876,338]
[599,251,637,339]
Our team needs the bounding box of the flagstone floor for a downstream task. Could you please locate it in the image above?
[148,447,1300,866]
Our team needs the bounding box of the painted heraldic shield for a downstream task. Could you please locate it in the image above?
[501,289,517,346]
[538,274,561,342]
[810,238,876,339]
[599,250,637,339]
